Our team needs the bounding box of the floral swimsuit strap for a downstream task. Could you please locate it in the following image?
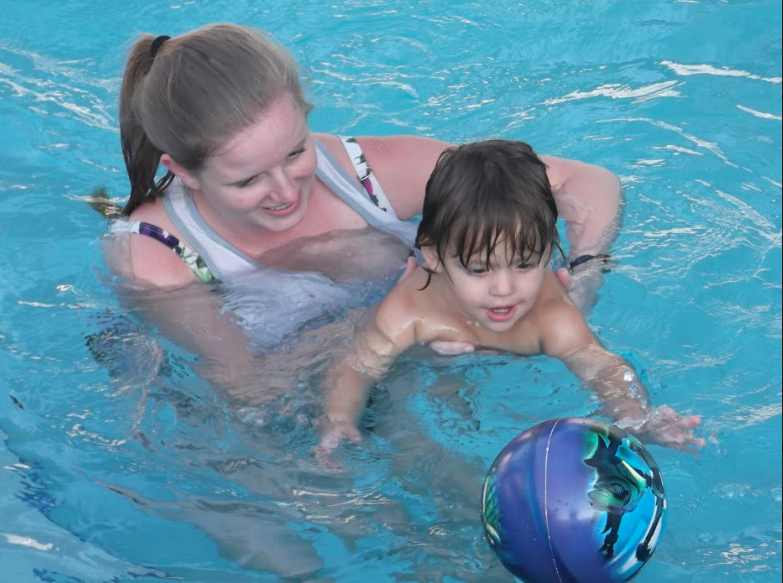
[340,136,396,215]
[117,138,391,283]
[123,221,216,283]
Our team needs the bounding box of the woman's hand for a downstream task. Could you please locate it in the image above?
[428,341,476,355]
[556,266,604,313]
[556,254,614,313]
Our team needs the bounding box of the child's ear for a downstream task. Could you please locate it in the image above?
[420,246,443,272]
[161,153,201,191]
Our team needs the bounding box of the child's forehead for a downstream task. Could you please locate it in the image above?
[449,230,519,252]
[449,239,541,260]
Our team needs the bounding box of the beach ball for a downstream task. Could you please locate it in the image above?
[481,417,666,583]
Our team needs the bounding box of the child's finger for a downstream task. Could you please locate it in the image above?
[344,427,362,444]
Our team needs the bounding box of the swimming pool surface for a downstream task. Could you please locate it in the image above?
[1,1,781,581]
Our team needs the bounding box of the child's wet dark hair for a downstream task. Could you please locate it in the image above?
[415,139,563,283]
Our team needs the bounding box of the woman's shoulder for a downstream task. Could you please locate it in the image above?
[107,200,196,289]
[128,196,170,225]
[314,132,450,166]
[312,132,450,219]
[350,134,451,160]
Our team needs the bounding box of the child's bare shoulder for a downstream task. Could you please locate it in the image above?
[375,267,459,345]
[371,269,430,342]
[531,274,595,356]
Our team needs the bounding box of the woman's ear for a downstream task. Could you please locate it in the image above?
[420,246,442,272]
[161,153,200,191]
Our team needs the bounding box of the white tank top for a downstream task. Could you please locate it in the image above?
[109,137,417,350]
[159,137,417,281]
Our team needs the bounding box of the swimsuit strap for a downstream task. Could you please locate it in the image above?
[110,138,413,284]
[340,136,395,215]
[111,220,216,283]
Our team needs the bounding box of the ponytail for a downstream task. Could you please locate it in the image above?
[119,35,174,216]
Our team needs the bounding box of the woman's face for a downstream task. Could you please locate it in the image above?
[181,93,318,234]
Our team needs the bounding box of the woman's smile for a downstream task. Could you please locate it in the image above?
[261,190,302,216]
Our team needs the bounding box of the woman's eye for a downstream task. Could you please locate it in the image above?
[236,177,256,188]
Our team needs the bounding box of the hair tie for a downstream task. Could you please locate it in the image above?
[150,35,171,58]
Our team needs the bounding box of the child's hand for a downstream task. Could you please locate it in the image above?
[619,405,707,452]
[315,418,362,466]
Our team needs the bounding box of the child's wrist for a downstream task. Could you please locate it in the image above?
[615,415,646,433]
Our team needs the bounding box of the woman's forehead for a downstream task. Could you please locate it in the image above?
[206,94,309,171]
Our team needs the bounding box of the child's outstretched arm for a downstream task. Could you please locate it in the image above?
[560,343,706,451]
[542,303,705,451]
[319,302,415,456]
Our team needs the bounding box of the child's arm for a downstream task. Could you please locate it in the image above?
[319,300,416,454]
[542,303,705,450]
[562,344,705,450]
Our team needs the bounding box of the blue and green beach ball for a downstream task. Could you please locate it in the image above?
[482,417,666,582]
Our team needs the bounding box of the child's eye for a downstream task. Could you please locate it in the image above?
[467,266,488,275]
[516,256,542,270]
[288,147,305,159]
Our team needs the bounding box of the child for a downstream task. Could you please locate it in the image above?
[320,140,705,454]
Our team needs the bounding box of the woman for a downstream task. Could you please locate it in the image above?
[104,23,621,393]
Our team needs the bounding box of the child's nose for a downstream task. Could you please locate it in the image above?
[489,271,514,296]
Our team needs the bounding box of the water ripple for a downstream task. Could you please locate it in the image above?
[661,60,782,84]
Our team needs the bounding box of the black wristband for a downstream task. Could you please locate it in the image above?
[569,253,611,272]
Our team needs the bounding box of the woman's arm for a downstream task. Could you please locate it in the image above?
[542,155,622,313]
[540,155,622,259]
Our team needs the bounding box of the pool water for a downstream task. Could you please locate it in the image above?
[1,1,781,582]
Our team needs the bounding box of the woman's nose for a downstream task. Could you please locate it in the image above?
[271,167,297,200]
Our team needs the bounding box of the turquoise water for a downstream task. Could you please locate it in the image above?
[1,1,781,582]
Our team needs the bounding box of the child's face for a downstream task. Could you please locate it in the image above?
[426,240,549,333]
